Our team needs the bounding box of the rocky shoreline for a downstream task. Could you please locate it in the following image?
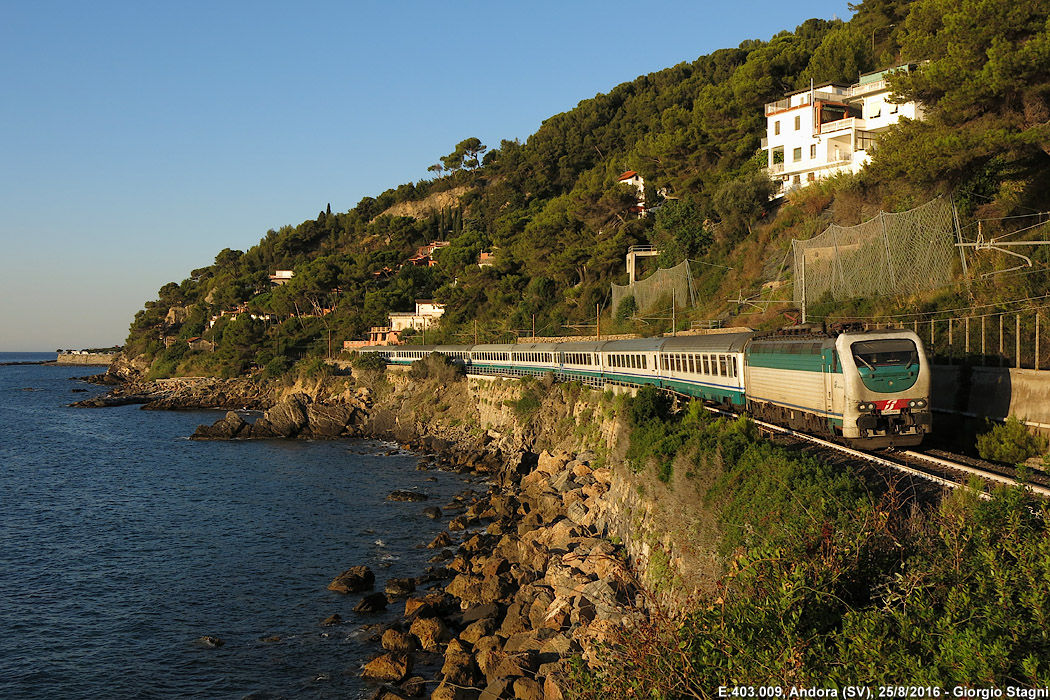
[337,444,636,700]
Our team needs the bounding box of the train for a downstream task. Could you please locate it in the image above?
[359,325,932,449]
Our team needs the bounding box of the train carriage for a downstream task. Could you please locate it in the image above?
[658,333,750,408]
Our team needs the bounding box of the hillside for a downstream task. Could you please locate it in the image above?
[117,0,1050,381]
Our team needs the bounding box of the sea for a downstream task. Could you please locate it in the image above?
[0,352,475,699]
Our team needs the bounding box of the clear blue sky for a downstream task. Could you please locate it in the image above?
[0,0,852,352]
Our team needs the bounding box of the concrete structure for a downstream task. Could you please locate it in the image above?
[764,65,924,196]
[625,245,661,283]
[388,300,445,332]
[269,270,294,285]
[932,365,1050,431]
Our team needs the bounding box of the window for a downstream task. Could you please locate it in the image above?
[719,355,728,376]
[807,172,816,182]
[703,355,710,374]
[793,147,802,162]
[810,144,817,158]
[688,355,695,373]
[794,115,801,130]
[774,120,780,136]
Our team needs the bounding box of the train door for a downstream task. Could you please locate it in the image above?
[821,347,835,429]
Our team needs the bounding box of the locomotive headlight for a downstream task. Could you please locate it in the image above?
[857,402,874,411]
[908,399,927,409]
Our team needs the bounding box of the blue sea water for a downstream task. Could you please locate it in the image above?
[0,354,471,699]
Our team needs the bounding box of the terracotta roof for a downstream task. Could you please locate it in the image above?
[618,170,639,181]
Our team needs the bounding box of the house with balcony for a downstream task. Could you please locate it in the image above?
[388,300,446,332]
[763,65,924,196]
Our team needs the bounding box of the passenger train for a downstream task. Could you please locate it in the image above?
[359,325,931,448]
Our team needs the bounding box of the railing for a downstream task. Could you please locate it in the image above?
[865,311,1050,370]
[850,78,888,97]
[627,245,659,254]
[819,117,861,134]
[767,163,785,174]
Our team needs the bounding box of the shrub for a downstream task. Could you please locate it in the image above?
[351,352,387,372]
[976,416,1047,465]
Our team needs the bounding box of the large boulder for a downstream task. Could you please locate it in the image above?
[361,652,413,683]
[328,565,375,593]
[306,403,355,437]
[252,393,311,438]
[192,411,249,439]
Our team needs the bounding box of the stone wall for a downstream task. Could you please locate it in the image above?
[56,353,117,366]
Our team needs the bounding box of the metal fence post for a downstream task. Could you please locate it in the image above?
[1017,314,1022,369]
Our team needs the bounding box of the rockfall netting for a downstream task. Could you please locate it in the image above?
[793,197,958,307]
[611,260,697,313]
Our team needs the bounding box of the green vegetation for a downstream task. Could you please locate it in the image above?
[976,416,1049,465]
[573,393,1050,694]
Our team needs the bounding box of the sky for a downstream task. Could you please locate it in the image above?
[0,0,853,352]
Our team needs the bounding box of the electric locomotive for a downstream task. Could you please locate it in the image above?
[744,326,931,448]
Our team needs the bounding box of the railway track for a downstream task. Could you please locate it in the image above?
[705,405,1050,499]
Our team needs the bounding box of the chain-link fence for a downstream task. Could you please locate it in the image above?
[793,197,959,309]
[611,260,697,314]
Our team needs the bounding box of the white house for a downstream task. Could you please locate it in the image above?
[764,65,924,196]
[617,171,647,215]
[388,299,446,332]
[269,270,295,285]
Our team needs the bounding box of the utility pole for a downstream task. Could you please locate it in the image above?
[474,319,478,345]
[596,304,600,340]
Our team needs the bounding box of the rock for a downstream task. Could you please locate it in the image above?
[386,577,417,597]
[356,592,390,613]
[252,393,311,438]
[401,676,426,697]
[441,638,479,687]
[260,635,281,643]
[544,673,568,700]
[459,615,499,645]
[479,677,513,700]
[428,532,453,549]
[328,565,375,593]
[382,628,418,653]
[430,681,475,700]
[410,616,451,651]
[448,516,468,531]
[388,490,429,502]
[196,635,224,648]
[362,652,413,683]
[370,685,411,700]
[404,592,454,619]
[497,601,530,638]
[192,411,249,439]
[512,678,544,700]
[306,403,354,437]
[422,506,443,519]
[321,613,343,626]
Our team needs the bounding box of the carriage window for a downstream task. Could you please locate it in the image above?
[719,355,727,376]
[642,356,647,369]
[688,355,695,373]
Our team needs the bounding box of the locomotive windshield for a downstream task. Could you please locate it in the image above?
[850,339,919,369]
[850,338,920,392]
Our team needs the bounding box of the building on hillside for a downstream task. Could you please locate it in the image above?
[343,327,402,350]
[617,171,647,216]
[477,251,496,267]
[388,300,445,332]
[269,270,295,285]
[406,241,450,267]
[763,65,924,196]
